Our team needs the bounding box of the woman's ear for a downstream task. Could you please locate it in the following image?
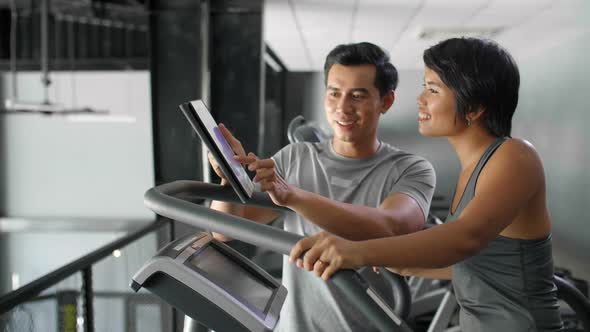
[466,108,485,124]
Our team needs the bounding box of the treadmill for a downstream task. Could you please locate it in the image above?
[131,100,412,331]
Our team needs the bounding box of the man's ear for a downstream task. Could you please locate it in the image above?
[381,90,395,114]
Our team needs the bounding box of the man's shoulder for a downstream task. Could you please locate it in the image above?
[276,141,324,157]
[380,142,431,164]
[272,142,325,173]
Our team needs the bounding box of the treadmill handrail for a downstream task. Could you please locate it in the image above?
[144,180,412,332]
[144,180,299,255]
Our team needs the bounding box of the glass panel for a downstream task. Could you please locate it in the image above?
[136,304,162,332]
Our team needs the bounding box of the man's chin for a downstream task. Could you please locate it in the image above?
[333,135,356,143]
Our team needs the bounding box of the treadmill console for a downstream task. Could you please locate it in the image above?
[131,232,287,332]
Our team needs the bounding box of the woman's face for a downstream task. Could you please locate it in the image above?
[417,67,466,137]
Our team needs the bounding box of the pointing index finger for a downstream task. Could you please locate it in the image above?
[234,155,257,165]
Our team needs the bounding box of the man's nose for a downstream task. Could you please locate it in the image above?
[336,96,352,113]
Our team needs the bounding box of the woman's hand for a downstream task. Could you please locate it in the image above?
[289,232,365,280]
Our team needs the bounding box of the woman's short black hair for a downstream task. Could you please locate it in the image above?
[423,37,520,137]
[324,42,398,97]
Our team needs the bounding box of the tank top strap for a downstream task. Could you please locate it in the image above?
[463,137,508,198]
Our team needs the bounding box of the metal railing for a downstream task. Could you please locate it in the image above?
[0,218,171,332]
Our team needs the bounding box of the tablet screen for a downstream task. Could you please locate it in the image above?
[181,100,254,202]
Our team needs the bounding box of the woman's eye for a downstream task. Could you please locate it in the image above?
[422,84,438,94]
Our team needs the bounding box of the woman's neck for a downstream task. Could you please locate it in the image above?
[448,128,498,170]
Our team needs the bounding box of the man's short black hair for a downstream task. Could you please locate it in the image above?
[423,37,520,137]
[324,42,398,97]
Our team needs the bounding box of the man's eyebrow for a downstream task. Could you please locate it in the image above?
[349,88,369,93]
[327,86,369,93]
[326,85,369,93]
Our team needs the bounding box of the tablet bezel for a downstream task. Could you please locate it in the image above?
[179,100,253,203]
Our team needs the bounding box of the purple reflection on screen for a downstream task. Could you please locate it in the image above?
[213,127,248,182]
[213,127,235,163]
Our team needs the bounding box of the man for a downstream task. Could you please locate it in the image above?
[210,42,435,332]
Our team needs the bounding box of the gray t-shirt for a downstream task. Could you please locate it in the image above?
[271,140,436,332]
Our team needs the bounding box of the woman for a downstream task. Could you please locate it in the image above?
[289,37,563,331]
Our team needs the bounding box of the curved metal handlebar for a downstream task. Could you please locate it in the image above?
[145,180,299,255]
[144,180,412,332]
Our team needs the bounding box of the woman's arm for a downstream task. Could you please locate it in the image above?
[290,139,546,280]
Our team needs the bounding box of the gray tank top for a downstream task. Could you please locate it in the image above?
[446,137,563,332]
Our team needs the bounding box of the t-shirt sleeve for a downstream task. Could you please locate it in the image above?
[252,143,301,192]
[270,143,299,179]
[390,156,436,221]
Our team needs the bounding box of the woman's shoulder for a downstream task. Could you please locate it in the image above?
[484,137,545,181]
[496,138,543,165]
[502,137,537,151]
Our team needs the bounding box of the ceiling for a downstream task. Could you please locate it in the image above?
[264,0,590,71]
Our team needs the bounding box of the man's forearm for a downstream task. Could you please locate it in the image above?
[209,180,247,215]
[287,189,417,241]
[387,266,452,280]
[210,197,246,217]
[210,200,244,242]
[210,180,280,241]
[209,180,247,241]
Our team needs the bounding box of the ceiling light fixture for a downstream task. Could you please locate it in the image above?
[415,26,504,40]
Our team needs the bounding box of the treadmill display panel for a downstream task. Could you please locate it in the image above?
[188,245,275,316]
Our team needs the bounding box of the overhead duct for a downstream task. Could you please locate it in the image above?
[1,0,149,115]
[2,0,107,115]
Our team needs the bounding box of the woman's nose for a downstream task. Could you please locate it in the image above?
[416,92,425,108]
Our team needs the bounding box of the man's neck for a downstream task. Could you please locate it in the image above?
[331,138,381,159]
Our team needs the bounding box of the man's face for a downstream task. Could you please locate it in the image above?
[324,64,389,145]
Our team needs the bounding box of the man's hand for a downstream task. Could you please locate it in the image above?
[207,124,246,184]
[288,232,364,281]
[235,153,299,206]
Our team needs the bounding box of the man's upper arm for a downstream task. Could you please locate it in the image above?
[386,157,436,223]
[379,192,426,233]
